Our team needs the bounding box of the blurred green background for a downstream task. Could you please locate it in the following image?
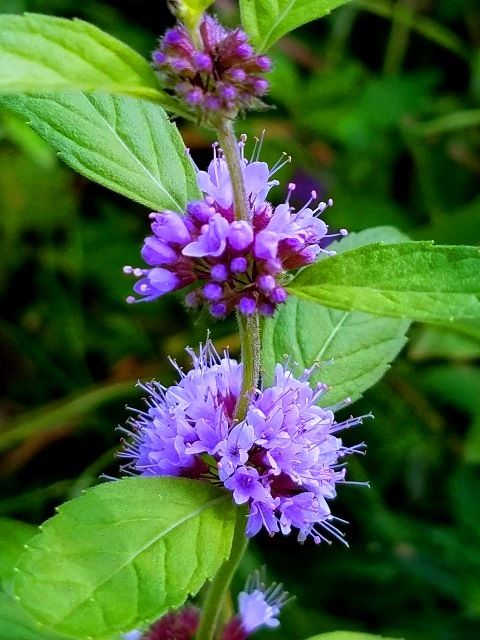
[0,1,479,638]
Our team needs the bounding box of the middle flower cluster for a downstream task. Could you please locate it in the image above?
[121,342,368,544]
[125,139,344,318]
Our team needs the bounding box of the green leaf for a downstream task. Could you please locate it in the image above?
[0,518,37,589]
[0,594,70,640]
[0,93,201,212]
[240,0,351,51]
[0,13,180,111]
[262,227,410,404]
[288,242,480,323]
[173,1,216,30]
[306,633,402,640]
[14,477,237,639]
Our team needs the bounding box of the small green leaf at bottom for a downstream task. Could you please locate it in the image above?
[14,477,237,639]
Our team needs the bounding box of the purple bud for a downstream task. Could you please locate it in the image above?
[204,282,223,301]
[228,68,247,82]
[219,84,237,102]
[270,287,287,304]
[193,51,213,71]
[185,291,201,308]
[204,95,221,111]
[163,28,186,48]
[152,51,167,66]
[186,87,204,105]
[231,257,248,273]
[265,258,282,275]
[236,43,253,58]
[186,201,215,224]
[171,58,190,72]
[150,212,191,245]
[257,274,276,292]
[250,77,269,95]
[238,296,256,315]
[258,302,276,316]
[229,221,254,251]
[256,55,272,71]
[211,263,229,282]
[210,302,228,318]
[141,237,177,265]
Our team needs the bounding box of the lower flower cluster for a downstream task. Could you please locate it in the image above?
[124,572,287,640]
[120,342,369,544]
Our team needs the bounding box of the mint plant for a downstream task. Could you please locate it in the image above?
[0,2,478,640]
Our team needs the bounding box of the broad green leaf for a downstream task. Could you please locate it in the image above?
[0,594,70,640]
[288,242,480,323]
[240,0,351,51]
[0,93,201,212]
[14,477,236,639]
[0,518,37,589]
[0,13,182,112]
[306,633,402,640]
[263,227,410,404]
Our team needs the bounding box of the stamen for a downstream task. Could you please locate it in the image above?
[251,129,265,162]
[269,152,291,177]
[285,182,296,205]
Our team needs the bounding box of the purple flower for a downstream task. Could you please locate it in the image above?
[125,138,345,318]
[221,572,289,639]
[152,16,271,118]
[121,341,370,544]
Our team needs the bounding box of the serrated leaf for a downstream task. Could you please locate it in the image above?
[0,518,37,589]
[0,593,70,640]
[288,242,480,323]
[306,633,402,640]
[0,93,200,212]
[14,477,236,639]
[0,13,180,111]
[239,0,351,51]
[263,227,410,404]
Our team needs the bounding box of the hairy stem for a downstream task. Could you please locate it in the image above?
[216,119,261,420]
[235,311,261,421]
[196,512,248,640]
[216,120,250,222]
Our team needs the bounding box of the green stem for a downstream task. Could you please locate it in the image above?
[215,119,261,420]
[216,120,250,222]
[196,512,248,640]
[235,311,261,421]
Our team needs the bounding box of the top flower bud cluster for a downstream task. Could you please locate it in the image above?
[152,15,271,119]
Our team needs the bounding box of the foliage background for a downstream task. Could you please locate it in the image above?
[0,0,479,638]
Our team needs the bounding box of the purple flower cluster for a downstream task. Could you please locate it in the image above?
[120,342,369,544]
[221,573,288,640]
[124,139,345,318]
[152,16,271,118]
